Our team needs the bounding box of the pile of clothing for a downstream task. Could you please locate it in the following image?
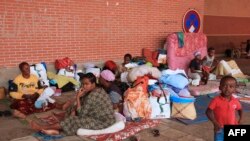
[123,65,197,120]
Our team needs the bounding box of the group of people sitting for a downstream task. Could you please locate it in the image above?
[7,48,247,136]
[189,47,248,86]
[8,54,133,135]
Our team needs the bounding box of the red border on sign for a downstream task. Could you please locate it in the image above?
[183,9,201,33]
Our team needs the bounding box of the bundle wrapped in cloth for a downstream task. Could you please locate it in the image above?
[127,65,161,82]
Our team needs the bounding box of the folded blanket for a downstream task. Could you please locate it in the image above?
[47,72,79,88]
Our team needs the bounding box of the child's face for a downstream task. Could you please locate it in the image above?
[82,78,95,92]
[208,50,215,57]
[124,57,131,64]
[219,79,236,97]
[21,64,30,76]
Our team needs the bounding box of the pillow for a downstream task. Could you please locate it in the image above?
[178,88,192,98]
[77,113,125,136]
[77,121,125,136]
[159,73,189,89]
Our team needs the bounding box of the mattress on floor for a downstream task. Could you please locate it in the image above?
[189,80,220,96]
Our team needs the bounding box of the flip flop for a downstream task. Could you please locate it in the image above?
[152,129,160,137]
[2,110,12,117]
[128,135,140,141]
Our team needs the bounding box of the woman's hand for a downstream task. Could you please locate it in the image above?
[70,110,76,116]
[76,87,86,99]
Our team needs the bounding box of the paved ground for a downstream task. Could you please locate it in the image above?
[2,112,250,141]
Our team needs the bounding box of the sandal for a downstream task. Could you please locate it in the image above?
[128,135,140,141]
[2,110,12,117]
[0,110,12,117]
[152,129,160,137]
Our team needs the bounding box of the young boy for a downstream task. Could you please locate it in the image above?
[206,76,243,141]
[118,53,132,74]
[123,53,132,66]
[202,47,218,73]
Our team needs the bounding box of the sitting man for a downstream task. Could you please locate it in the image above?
[9,62,49,118]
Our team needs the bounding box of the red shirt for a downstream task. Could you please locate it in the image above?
[208,95,242,128]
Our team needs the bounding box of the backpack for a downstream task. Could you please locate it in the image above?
[55,57,74,70]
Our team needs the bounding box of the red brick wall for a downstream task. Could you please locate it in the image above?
[0,0,204,68]
[204,0,250,54]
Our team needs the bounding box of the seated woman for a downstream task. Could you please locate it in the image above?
[103,60,118,75]
[215,60,248,78]
[99,70,123,113]
[9,62,44,118]
[30,73,116,136]
[189,51,209,86]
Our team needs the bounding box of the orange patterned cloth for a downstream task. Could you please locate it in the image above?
[123,76,152,119]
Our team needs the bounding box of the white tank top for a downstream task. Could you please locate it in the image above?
[203,56,214,67]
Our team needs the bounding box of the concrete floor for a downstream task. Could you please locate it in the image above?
[1,110,250,141]
[0,57,250,141]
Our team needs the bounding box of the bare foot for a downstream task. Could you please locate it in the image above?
[55,103,63,110]
[13,110,26,119]
[41,129,59,135]
[52,112,65,121]
[199,81,206,85]
[62,99,75,110]
[30,121,43,131]
[40,115,59,124]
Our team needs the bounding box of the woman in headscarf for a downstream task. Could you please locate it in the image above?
[189,51,209,86]
[99,70,123,113]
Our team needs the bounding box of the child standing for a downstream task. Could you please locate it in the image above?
[206,76,243,141]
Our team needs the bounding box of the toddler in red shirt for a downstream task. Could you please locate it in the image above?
[206,76,243,141]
